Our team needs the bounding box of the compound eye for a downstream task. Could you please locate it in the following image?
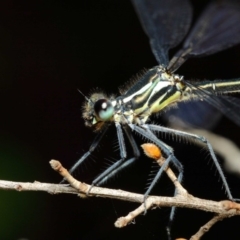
[94,99,114,121]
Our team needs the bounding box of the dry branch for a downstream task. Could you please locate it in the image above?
[0,143,239,239]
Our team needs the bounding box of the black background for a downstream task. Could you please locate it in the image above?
[1,0,240,239]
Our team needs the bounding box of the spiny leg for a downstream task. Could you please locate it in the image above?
[60,123,110,183]
[130,123,184,184]
[129,124,184,199]
[132,124,185,238]
[144,155,171,211]
[88,123,139,192]
[95,124,141,186]
[166,163,184,240]
[123,124,141,163]
[89,122,127,191]
[145,144,183,219]
[148,124,238,201]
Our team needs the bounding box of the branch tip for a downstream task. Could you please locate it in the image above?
[49,160,62,171]
[115,217,127,228]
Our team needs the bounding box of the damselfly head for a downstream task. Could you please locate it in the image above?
[82,92,115,131]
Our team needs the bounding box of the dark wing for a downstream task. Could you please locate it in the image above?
[131,0,192,67]
[168,0,240,72]
[163,101,222,130]
[163,93,240,129]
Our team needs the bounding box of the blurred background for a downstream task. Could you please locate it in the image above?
[1,0,240,239]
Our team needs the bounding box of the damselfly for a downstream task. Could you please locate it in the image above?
[67,0,240,208]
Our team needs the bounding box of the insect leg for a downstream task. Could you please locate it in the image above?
[93,124,141,186]
[89,122,127,189]
[60,123,110,183]
[130,124,184,198]
[148,124,236,201]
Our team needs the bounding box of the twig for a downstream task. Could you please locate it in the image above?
[0,145,239,239]
[190,214,227,240]
[50,148,240,239]
[190,201,240,240]
[141,143,187,196]
[0,180,78,194]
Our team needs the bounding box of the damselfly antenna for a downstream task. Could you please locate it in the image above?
[77,89,92,103]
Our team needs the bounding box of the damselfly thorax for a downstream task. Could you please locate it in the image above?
[83,65,240,130]
[83,66,186,129]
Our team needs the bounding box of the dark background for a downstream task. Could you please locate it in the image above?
[0,0,240,239]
